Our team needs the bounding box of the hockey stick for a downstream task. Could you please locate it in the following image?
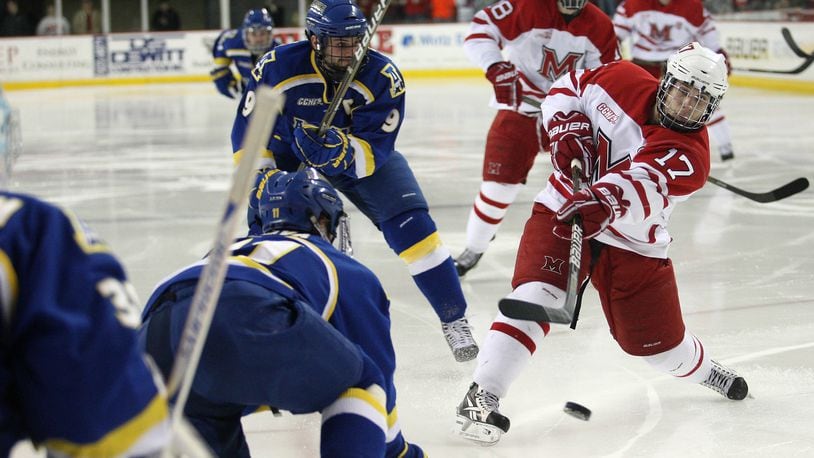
[498,159,584,326]
[166,86,285,419]
[316,0,392,137]
[733,27,814,75]
[782,27,810,59]
[706,175,809,203]
[521,96,809,203]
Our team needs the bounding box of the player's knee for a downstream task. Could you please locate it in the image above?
[380,209,451,274]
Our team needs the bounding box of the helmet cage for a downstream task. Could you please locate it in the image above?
[558,0,588,11]
[242,8,274,56]
[656,77,720,131]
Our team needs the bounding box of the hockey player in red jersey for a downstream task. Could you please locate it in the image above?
[454,0,620,277]
[613,0,736,161]
[454,43,749,446]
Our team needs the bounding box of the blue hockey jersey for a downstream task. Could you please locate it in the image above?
[0,192,169,456]
[212,28,281,83]
[230,41,407,179]
[144,231,399,416]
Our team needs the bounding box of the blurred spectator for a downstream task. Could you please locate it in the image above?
[72,0,101,34]
[265,0,285,26]
[404,0,429,22]
[591,0,618,16]
[36,4,70,35]
[357,0,376,17]
[431,0,456,21]
[151,0,181,31]
[1,0,32,37]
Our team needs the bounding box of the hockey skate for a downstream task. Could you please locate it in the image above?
[454,249,483,277]
[719,144,735,161]
[701,360,748,400]
[442,317,479,362]
[455,382,510,445]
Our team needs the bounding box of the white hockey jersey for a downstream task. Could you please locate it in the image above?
[538,61,710,258]
[464,0,619,114]
[613,0,723,62]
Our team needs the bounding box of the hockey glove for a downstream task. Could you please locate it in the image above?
[211,68,244,99]
[293,123,354,177]
[485,61,522,108]
[553,183,629,240]
[548,111,595,180]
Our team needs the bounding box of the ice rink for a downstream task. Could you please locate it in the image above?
[5,78,814,457]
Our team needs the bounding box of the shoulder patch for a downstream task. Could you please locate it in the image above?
[380,63,405,99]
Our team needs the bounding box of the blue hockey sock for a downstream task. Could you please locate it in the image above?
[381,209,467,322]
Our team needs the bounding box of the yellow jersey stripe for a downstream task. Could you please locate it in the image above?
[45,393,169,457]
[0,248,18,329]
[289,237,340,320]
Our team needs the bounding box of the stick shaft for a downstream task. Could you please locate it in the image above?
[167,87,284,421]
[317,0,392,137]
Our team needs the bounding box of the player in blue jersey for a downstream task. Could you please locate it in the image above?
[231,0,478,362]
[211,8,281,99]
[0,91,175,456]
[140,169,425,457]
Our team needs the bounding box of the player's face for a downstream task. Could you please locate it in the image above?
[246,28,272,48]
[661,80,712,126]
[322,36,361,72]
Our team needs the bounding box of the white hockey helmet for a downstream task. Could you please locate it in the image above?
[656,42,729,132]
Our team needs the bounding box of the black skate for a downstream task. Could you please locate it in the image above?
[701,360,748,400]
[455,383,510,445]
[454,249,483,277]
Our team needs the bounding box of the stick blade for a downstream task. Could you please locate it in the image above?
[769,177,809,201]
[498,298,573,324]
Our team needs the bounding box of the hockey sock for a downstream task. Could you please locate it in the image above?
[465,181,523,253]
[321,353,387,457]
[706,110,733,157]
[642,331,710,383]
[472,282,557,398]
[381,209,466,322]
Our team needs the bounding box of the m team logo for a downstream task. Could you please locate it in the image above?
[648,23,673,42]
[539,46,583,81]
[541,256,565,274]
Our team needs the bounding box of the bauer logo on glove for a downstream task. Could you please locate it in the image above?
[547,111,595,180]
[292,122,355,176]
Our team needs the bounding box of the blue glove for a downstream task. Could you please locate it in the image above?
[211,68,244,99]
[292,123,354,176]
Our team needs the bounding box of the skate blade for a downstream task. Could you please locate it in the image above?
[454,415,503,446]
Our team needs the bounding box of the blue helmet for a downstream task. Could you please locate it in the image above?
[305,0,367,80]
[258,169,345,240]
[241,8,275,56]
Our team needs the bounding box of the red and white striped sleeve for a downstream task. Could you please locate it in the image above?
[612,1,633,43]
[463,0,517,71]
[540,68,593,131]
[596,130,710,226]
[695,7,723,52]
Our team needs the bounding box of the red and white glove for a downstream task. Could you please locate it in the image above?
[553,183,629,240]
[485,61,521,108]
[717,49,732,76]
[547,111,595,180]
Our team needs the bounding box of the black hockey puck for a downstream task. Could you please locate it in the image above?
[563,401,591,421]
